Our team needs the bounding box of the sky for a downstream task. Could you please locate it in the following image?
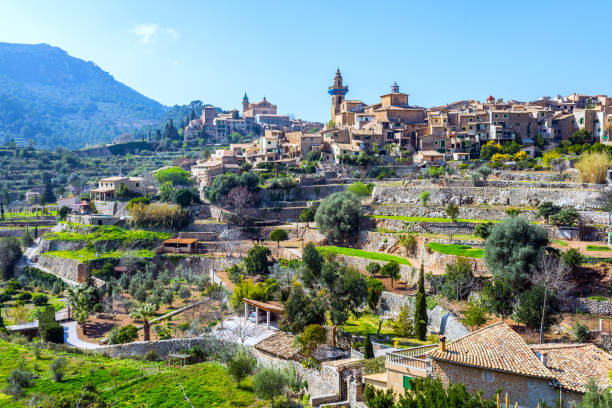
[1,1,612,122]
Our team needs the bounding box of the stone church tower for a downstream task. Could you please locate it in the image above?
[328,68,348,122]
[242,93,250,113]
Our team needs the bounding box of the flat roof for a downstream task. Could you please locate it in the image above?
[243,298,284,313]
[163,238,198,245]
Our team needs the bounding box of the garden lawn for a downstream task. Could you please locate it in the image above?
[316,246,411,265]
[44,225,171,246]
[552,239,568,247]
[342,314,429,349]
[426,242,484,258]
[371,215,498,224]
[0,340,264,407]
[43,248,156,262]
[586,245,612,252]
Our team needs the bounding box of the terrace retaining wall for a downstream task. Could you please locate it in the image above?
[37,254,85,282]
[372,186,608,211]
[559,297,612,316]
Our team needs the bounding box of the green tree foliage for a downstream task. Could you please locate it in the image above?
[363,332,374,359]
[130,303,156,341]
[570,129,592,145]
[414,264,427,341]
[0,237,23,279]
[483,217,548,291]
[561,248,583,270]
[549,207,580,226]
[514,285,558,329]
[299,206,315,227]
[576,380,612,408]
[269,229,288,247]
[461,298,488,328]
[207,171,260,202]
[295,324,327,357]
[283,283,325,333]
[440,257,476,301]
[315,191,362,244]
[306,150,321,162]
[479,141,503,161]
[325,264,368,329]
[301,242,323,286]
[108,324,138,344]
[537,201,561,222]
[227,264,245,284]
[39,305,63,343]
[228,348,256,385]
[40,180,56,205]
[380,260,401,287]
[57,205,71,220]
[174,188,195,207]
[418,191,430,206]
[366,262,381,276]
[474,222,494,239]
[348,181,374,198]
[50,356,68,382]
[154,166,193,187]
[392,304,414,337]
[367,277,384,311]
[66,284,94,334]
[445,203,459,221]
[364,385,395,408]
[244,245,271,276]
[229,278,274,311]
[253,368,288,403]
[481,278,514,320]
[20,229,34,247]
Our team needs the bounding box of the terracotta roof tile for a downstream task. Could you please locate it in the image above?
[254,331,298,360]
[530,343,612,393]
[429,322,553,379]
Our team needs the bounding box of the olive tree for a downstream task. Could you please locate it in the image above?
[315,191,362,244]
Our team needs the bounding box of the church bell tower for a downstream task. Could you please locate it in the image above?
[328,68,348,123]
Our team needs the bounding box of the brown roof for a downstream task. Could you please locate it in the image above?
[530,343,612,393]
[162,238,198,245]
[254,331,297,360]
[242,298,284,313]
[429,322,553,379]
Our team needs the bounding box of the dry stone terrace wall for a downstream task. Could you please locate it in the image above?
[560,297,612,316]
[372,185,608,211]
[258,184,347,203]
[37,254,84,282]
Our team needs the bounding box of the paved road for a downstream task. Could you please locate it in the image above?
[61,321,102,350]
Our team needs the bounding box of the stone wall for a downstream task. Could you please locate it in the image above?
[372,186,607,211]
[259,184,346,203]
[98,337,208,359]
[39,238,86,252]
[559,297,612,316]
[492,170,578,182]
[37,254,85,282]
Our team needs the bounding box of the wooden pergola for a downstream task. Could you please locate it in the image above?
[243,298,284,329]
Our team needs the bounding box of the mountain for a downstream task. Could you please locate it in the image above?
[0,42,167,149]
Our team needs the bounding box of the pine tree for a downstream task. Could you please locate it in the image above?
[414,264,428,341]
[363,332,374,359]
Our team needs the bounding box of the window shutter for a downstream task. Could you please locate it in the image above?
[403,375,412,389]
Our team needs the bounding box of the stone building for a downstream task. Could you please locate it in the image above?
[90,176,150,201]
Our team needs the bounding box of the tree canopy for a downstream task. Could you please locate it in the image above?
[315,191,362,244]
[153,166,193,187]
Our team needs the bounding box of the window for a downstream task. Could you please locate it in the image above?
[403,375,412,389]
[483,370,495,382]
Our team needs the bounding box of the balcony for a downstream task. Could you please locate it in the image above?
[385,344,438,372]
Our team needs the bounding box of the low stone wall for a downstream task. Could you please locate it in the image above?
[252,206,305,222]
[259,184,346,203]
[374,218,477,236]
[560,297,612,316]
[372,186,607,211]
[39,238,86,252]
[331,254,416,284]
[98,337,208,359]
[185,221,229,233]
[492,170,577,182]
[159,254,237,276]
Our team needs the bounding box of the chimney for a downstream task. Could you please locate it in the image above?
[539,353,547,367]
[439,336,446,352]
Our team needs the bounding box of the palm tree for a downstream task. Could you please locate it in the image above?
[66,285,93,334]
[130,303,156,341]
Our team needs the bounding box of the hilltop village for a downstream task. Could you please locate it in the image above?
[1,70,612,407]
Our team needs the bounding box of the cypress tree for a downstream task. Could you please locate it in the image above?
[414,264,428,341]
[363,332,374,359]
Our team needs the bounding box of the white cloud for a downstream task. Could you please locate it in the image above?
[165,28,180,41]
[131,23,180,44]
[132,23,159,44]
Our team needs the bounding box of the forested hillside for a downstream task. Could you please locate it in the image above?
[0,43,167,149]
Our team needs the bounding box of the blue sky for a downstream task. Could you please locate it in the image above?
[1,1,611,121]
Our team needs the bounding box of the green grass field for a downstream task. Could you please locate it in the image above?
[43,248,156,262]
[426,242,484,258]
[316,246,411,265]
[44,225,171,246]
[586,245,612,252]
[342,314,429,348]
[371,215,498,224]
[0,340,264,407]
[552,239,568,247]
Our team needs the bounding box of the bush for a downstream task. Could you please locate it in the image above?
[244,245,271,276]
[128,202,189,229]
[367,277,384,310]
[17,292,32,302]
[227,264,245,283]
[461,298,488,328]
[392,304,414,337]
[178,286,191,299]
[418,191,430,206]
[40,321,64,344]
[4,365,33,397]
[398,234,417,256]
[445,203,459,221]
[575,151,610,184]
[549,207,580,226]
[20,229,34,247]
[363,332,374,359]
[253,368,288,401]
[50,356,68,382]
[348,181,374,198]
[108,324,138,344]
[32,293,49,306]
[295,324,326,357]
[572,323,589,343]
[0,237,22,279]
[366,262,381,276]
[561,248,583,270]
[228,347,257,384]
[514,285,558,329]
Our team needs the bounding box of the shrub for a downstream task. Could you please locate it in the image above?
[392,304,414,337]
[445,203,459,221]
[253,368,288,401]
[549,207,580,226]
[367,277,384,310]
[561,248,583,270]
[295,324,326,357]
[128,202,189,229]
[40,322,64,344]
[50,356,68,382]
[228,347,257,384]
[399,234,417,255]
[244,245,271,276]
[20,229,34,247]
[575,151,610,184]
[542,150,561,169]
[418,191,430,206]
[4,365,33,397]
[572,323,589,343]
[108,324,138,344]
[474,222,494,239]
[348,181,374,198]
[17,292,32,302]
[380,260,401,287]
[366,262,381,276]
[178,286,191,299]
[32,293,49,306]
[514,285,558,329]
[227,264,245,283]
[461,298,488,328]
